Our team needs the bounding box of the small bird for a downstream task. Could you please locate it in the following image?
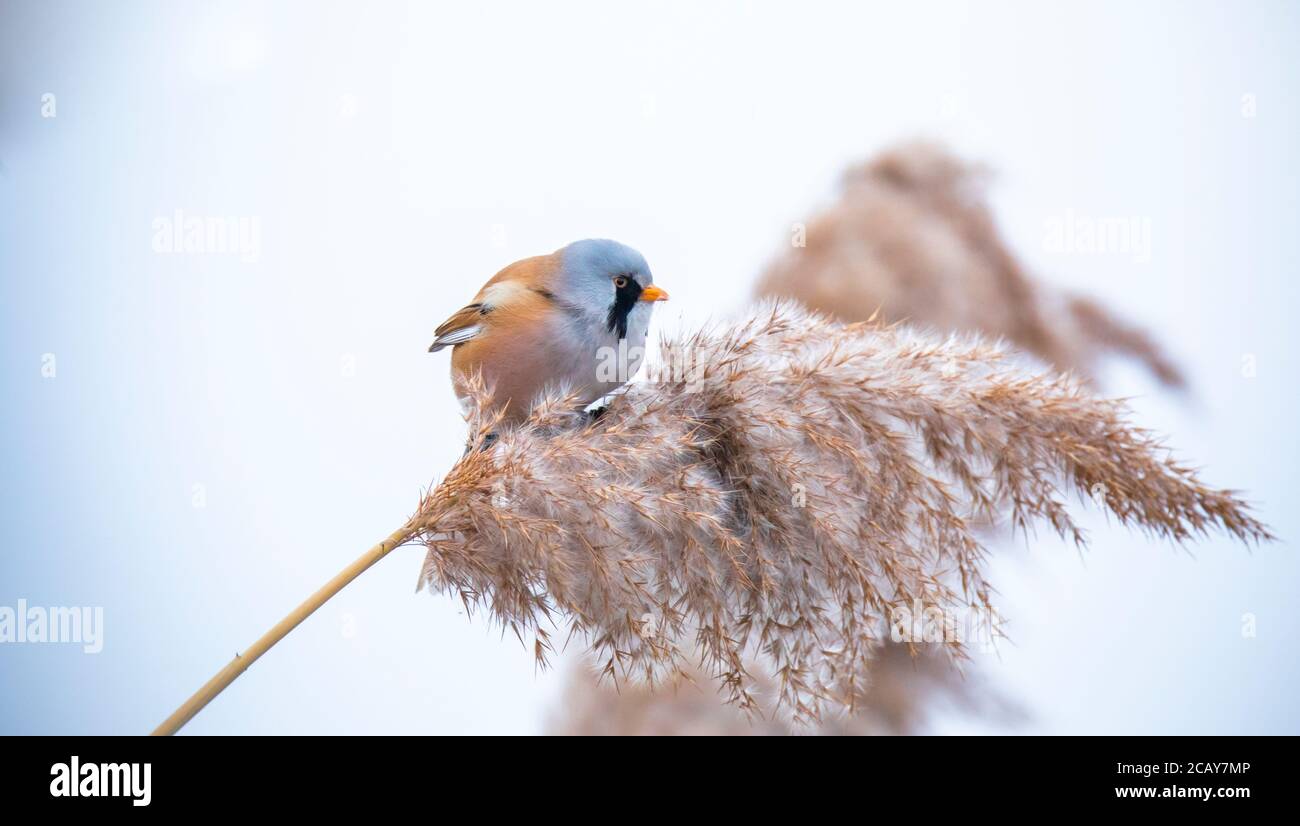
[428,239,668,425]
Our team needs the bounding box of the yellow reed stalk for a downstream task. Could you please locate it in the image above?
[151,523,417,736]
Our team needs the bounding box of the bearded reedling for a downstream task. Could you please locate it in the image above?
[428,239,668,425]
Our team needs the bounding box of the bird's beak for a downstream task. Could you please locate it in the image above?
[639,285,669,302]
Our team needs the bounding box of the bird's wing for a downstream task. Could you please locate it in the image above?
[428,303,487,352]
[428,258,555,353]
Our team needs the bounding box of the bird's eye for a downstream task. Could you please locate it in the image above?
[613,276,629,289]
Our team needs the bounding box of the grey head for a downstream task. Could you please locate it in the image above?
[555,239,666,342]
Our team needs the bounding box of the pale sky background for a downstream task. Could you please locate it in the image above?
[1,0,1297,734]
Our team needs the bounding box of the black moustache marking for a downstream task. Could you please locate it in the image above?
[606,276,643,339]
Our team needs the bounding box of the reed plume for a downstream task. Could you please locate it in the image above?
[155,298,1267,734]
[551,643,1021,735]
[552,143,1193,733]
[757,141,1185,387]
[413,300,1267,721]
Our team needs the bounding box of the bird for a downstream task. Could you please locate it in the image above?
[428,239,668,426]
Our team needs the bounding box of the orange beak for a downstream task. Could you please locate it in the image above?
[639,285,669,302]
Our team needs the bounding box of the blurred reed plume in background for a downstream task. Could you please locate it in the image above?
[416,301,1266,722]
[551,642,1022,735]
[757,141,1186,387]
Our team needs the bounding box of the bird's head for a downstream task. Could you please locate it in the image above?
[554,239,668,341]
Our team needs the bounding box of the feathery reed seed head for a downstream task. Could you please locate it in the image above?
[415,301,1268,719]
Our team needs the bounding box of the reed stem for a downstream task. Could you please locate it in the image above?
[151,522,417,736]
